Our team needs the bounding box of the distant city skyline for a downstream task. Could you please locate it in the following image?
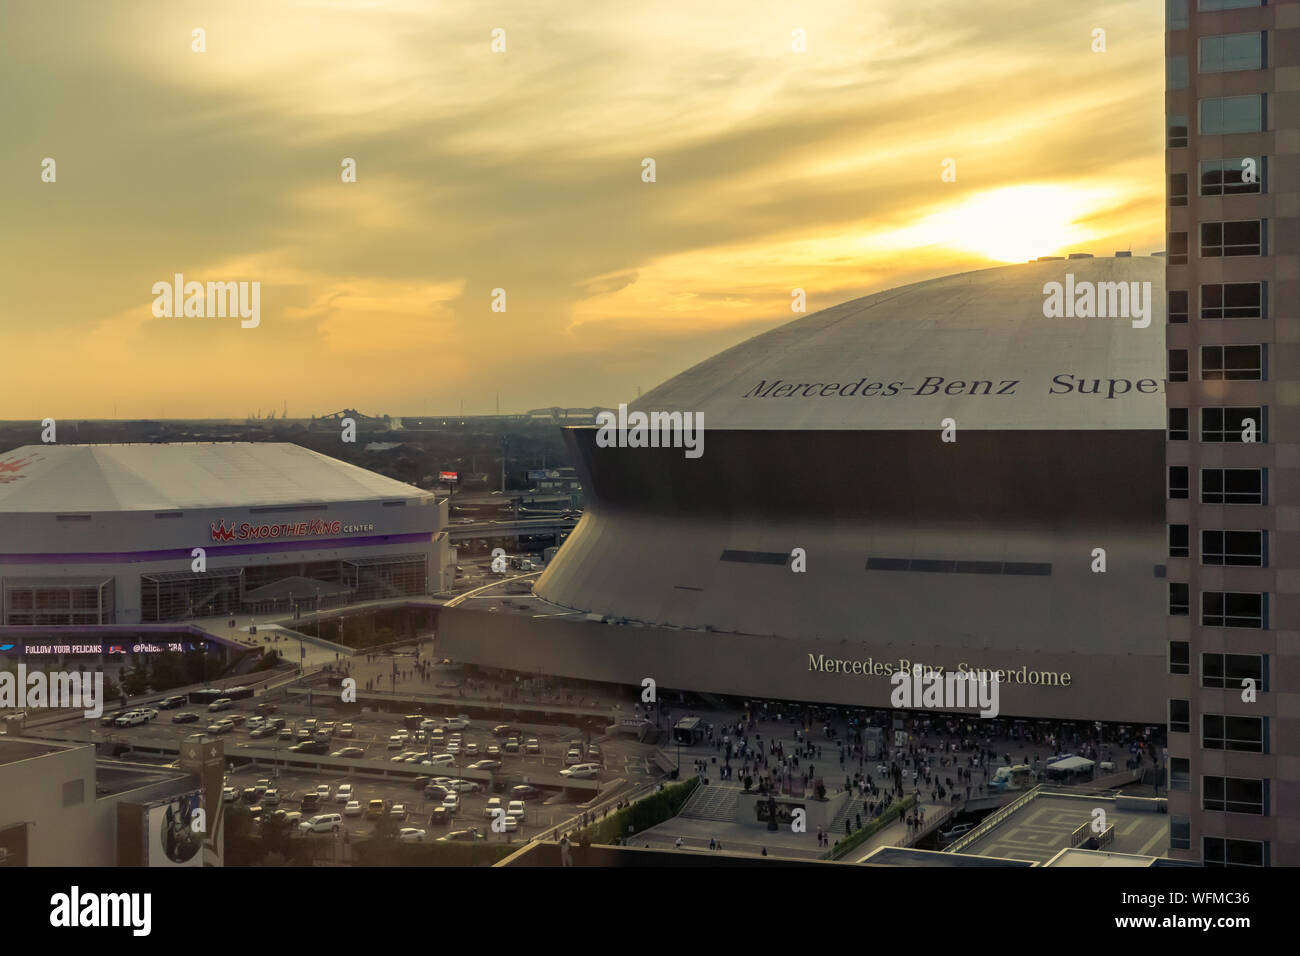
[2,0,1162,418]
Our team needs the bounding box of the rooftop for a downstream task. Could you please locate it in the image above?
[0,442,434,513]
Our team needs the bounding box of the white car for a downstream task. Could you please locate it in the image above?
[440,716,471,730]
[343,800,363,817]
[335,783,354,803]
[208,698,233,712]
[315,784,331,801]
[419,718,441,731]
[507,800,526,821]
[560,763,601,779]
[465,742,480,756]
[426,753,456,767]
[221,786,237,803]
[398,828,427,843]
[483,797,503,819]
[441,792,460,813]
[446,739,461,755]
[281,811,303,827]
[115,711,148,727]
[387,735,405,750]
[564,749,584,766]
[247,716,265,731]
[338,723,355,738]
[298,813,343,834]
[501,814,519,833]
[447,779,481,793]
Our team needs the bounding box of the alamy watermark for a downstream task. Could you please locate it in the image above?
[152,273,260,328]
[1042,274,1151,329]
[890,663,1000,718]
[595,403,703,459]
[0,665,104,718]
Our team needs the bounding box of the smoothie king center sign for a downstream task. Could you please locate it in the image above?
[209,518,375,542]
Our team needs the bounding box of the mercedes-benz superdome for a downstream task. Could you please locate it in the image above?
[0,442,452,629]
[440,256,1167,723]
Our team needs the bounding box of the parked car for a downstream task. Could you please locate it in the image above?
[502,738,521,754]
[158,695,187,710]
[115,711,148,727]
[262,789,281,807]
[564,749,584,766]
[250,726,277,739]
[447,779,482,793]
[398,828,427,843]
[299,813,343,834]
[492,724,521,738]
[524,739,540,754]
[483,797,503,819]
[338,723,354,738]
[440,716,471,730]
[939,823,976,843]
[207,698,233,712]
[389,804,408,821]
[468,759,501,772]
[221,786,237,803]
[300,793,321,812]
[246,716,265,731]
[289,739,329,754]
[366,799,386,820]
[423,784,450,802]
[441,792,460,813]
[255,702,278,715]
[425,753,456,767]
[465,742,480,757]
[278,729,294,741]
[387,736,405,751]
[428,807,451,827]
[560,763,600,779]
[206,720,235,735]
[507,800,526,821]
[486,742,502,756]
[436,827,485,842]
[331,747,365,759]
[509,785,540,801]
[171,712,200,724]
[343,800,363,817]
[335,783,355,803]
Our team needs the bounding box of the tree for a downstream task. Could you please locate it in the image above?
[121,658,151,696]
[150,652,186,690]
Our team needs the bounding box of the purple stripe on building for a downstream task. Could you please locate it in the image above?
[0,532,435,564]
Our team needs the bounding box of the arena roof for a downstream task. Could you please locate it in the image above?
[0,443,434,513]
[631,256,1164,430]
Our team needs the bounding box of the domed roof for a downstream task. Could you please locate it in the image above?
[632,256,1165,431]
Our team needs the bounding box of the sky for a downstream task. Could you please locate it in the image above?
[0,0,1164,420]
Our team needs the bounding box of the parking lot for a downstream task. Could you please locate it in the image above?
[77,693,637,844]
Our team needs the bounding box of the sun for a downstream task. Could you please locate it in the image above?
[914,184,1107,263]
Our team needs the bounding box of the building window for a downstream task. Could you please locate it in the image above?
[1204,777,1265,815]
[1169,349,1189,382]
[1170,816,1191,851]
[1199,33,1264,73]
[1170,641,1190,675]
[1204,837,1266,867]
[1201,468,1264,504]
[1169,172,1188,205]
[1198,0,1262,9]
[1202,590,1265,628]
[1168,55,1190,90]
[1170,699,1190,734]
[1168,0,1189,30]
[1169,525,1189,558]
[1203,652,1266,691]
[1169,290,1188,323]
[1169,231,1188,265]
[1169,408,1189,441]
[1202,714,1265,753]
[1168,114,1189,148]
[1201,220,1263,257]
[1169,466,1190,499]
[1199,95,1265,135]
[1199,158,1263,196]
[1201,345,1263,381]
[1170,582,1190,616]
[1201,530,1265,566]
[1200,406,1263,442]
[1170,758,1190,791]
[1202,282,1264,319]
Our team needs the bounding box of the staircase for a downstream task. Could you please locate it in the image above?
[679,785,742,822]
[829,796,868,833]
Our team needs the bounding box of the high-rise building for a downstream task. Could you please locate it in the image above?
[1165,0,1299,866]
